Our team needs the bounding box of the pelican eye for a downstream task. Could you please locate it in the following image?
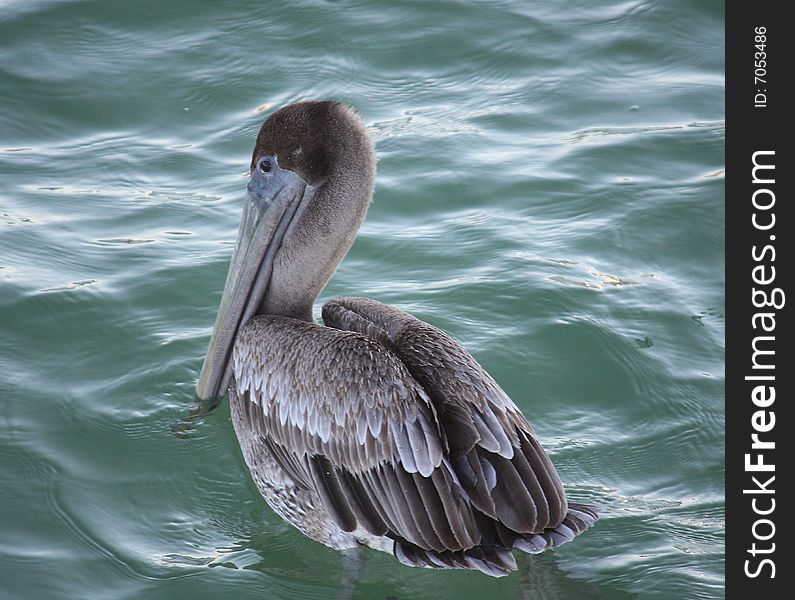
[259,158,273,174]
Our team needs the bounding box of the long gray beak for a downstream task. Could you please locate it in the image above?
[196,156,314,401]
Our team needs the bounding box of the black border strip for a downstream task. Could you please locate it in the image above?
[726,3,791,596]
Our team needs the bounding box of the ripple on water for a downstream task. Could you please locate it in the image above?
[1,0,724,598]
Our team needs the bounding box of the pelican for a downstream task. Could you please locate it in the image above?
[196,100,597,577]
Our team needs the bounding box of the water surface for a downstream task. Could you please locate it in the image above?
[1,1,724,598]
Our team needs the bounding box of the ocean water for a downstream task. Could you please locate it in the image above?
[0,1,724,598]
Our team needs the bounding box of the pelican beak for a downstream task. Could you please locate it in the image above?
[196,156,315,401]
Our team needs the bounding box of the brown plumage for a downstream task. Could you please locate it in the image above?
[198,101,598,576]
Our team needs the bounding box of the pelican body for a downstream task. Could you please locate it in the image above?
[197,101,597,576]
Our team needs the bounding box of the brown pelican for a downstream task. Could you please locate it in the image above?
[196,100,597,577]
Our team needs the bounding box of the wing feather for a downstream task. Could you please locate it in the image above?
[230,299,595,573]
[308,455,357,533]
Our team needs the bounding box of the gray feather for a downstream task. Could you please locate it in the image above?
[227,297,595,577]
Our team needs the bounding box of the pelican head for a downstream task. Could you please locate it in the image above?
[196,101,376,401]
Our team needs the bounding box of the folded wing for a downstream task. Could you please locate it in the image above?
[231,297,596,575]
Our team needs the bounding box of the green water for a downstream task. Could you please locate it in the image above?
[1,1,724,598]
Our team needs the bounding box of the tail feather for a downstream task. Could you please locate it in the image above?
[393,503,599,577]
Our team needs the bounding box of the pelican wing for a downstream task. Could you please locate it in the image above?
[234,315,473,546]
[321,297,569,530]
[232,301,593,572]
